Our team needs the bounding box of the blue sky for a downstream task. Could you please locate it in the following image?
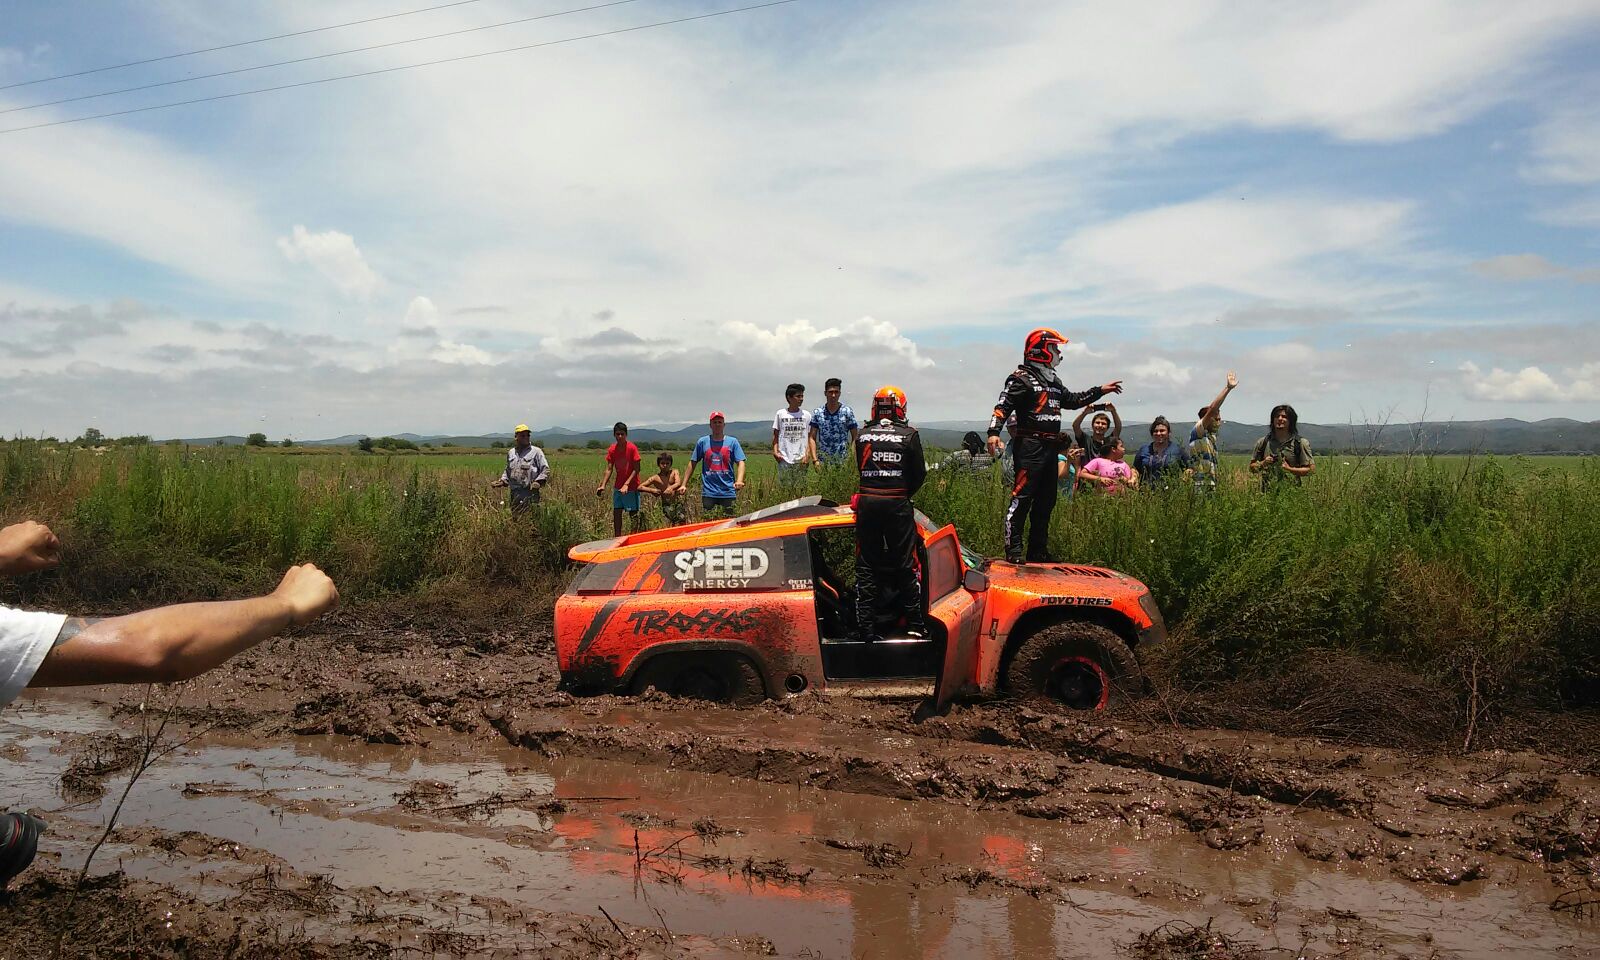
[2,0,1598,440]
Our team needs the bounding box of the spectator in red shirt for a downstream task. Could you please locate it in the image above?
[595,421,643,536]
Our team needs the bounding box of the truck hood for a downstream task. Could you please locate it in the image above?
[983,559,1141,593]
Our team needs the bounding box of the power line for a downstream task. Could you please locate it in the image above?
[2,0,651,116]
[1,0,502,91]
[0,0,798,135]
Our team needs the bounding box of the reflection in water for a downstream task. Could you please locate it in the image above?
[2,698,1592,960]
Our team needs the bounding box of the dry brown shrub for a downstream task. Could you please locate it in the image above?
[1152,651,1461,750]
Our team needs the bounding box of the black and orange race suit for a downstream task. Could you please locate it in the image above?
[854,417,927,636]
[987,364,1105,562]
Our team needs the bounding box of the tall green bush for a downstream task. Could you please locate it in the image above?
[1,443,1593,703]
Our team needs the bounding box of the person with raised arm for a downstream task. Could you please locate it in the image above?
[986,328,1122,563]
[1187,372,1238,493]
[1072,401,1122,462]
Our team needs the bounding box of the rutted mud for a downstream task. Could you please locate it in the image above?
[2,617,1597,958]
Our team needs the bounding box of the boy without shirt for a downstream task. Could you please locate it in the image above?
[639,452,688,527]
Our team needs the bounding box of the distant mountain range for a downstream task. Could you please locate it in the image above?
[174,418,1600,455]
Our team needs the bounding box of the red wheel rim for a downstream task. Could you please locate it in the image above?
[1047,655,1109,710]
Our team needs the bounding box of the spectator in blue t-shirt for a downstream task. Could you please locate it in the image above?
[809,377,860,465]
[685,412,747,517]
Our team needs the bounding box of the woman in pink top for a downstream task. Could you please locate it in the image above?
[1080,438,1139,495]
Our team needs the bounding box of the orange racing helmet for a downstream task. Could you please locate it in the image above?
[1023,327,1068,366]
[871,385,907,421]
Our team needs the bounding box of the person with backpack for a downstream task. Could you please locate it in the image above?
[934,431,994,473]
[1249,403,1315,489]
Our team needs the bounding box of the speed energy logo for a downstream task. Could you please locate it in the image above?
[673,547,770,590]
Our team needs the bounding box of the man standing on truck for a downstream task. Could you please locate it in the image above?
[987,328,1122,563]
[854,386,928,642]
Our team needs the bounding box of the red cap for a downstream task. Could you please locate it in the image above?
[709,411,725,421]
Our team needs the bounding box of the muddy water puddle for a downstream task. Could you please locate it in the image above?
[2,696,1592,959]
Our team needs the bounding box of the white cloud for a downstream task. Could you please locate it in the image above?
[171,0,1587,341]
[722,316,935,370]
[1458,361,1600,402]
[430,340,493,366]
[888,0,1598,173]
[402,296,439,328]
[5,1,1600,432]
[1524,107,1600,184]
[1251,342,1319,365]
[1536,192,1600,228]
[1061,341,1109,359]
[386,297,490,366]
[1062,195,1412,298]
[277,226,381,301]
[1130,357,1192,387]
[1573,363,1600,402]
[0,118,276,289]
[1472,253,1563,280]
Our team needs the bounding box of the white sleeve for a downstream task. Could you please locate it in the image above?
[0,606,67,709]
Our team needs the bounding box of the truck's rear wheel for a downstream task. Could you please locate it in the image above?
[631,654,766,706]
[1005,622,1142,711]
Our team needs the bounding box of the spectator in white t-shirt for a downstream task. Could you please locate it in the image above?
[772,382,816,491]
[0,519,339,890]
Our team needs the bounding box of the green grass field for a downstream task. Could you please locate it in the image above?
[2,440,1595,709]
[249,442,1595,481]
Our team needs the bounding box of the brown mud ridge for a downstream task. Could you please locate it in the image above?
[4,613,1597,958]
[3,844,760,959]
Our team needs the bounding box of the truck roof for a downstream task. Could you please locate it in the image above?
[568,496,873,563]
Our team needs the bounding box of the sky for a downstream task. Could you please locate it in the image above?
[2,0,1599,440]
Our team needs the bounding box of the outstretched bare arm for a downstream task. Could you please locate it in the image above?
[1195,372,1238,435]
[28,564,339,688]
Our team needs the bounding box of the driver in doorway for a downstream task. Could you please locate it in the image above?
[853,385,928,643]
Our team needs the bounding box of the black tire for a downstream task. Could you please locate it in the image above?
[1005,622,1142,711]
[630,653,766,706]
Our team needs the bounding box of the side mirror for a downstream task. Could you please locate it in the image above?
[963,569,989,593]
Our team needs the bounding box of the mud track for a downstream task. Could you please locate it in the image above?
[4,612,1597,958]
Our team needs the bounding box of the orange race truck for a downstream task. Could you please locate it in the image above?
[555,496,1166,713]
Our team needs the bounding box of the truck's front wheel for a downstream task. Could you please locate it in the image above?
[1005,623,1142,711]
[631,653,766,706]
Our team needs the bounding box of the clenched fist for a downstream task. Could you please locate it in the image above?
[0,521,62,576]
[271,563,340,626]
